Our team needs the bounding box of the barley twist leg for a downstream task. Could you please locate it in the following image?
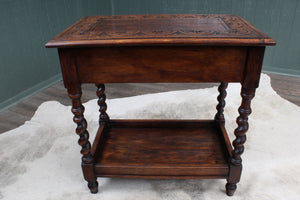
[68,87,98,193]
[226,87,255,196]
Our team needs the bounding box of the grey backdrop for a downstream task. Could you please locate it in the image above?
[0,0,299,111]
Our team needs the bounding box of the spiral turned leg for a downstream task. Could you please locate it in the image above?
[226,87,255,196]
[215,82,228,124]
[96,83,110,125]
[68,87,98,193]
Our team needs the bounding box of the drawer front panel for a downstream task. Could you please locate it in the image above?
[75,46,247,83]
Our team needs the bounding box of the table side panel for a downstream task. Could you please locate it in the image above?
[96,174,228,179]
[75,46,247,83]
[95,166,229,177]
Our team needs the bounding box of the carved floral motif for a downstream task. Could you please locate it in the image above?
[54,14,268,41]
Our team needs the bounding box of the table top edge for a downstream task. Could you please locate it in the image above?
[45,38,276,48]
[46,14,276,48]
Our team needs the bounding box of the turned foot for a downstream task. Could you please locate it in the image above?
[88,180,99,194]
[226,183,237,196]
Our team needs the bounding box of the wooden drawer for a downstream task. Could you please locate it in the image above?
[75,46,247,83]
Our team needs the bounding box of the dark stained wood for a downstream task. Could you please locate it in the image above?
[231,88,256,166]
[45,14,275,47]
[97,174,227,179]
[81,163,98,194]
[108,119,215,128]
[217,123,233,158]
[96,84,109,123]
[215,82,228,123]
[58,49,80,89]
[45,14,276,195]
[67,86,93,164]
[90,123,106,157]
[243,47,266,88]
[94,120,229,177]
[226,87,256,196]
[75,46,247,83]
[67,86,98,193]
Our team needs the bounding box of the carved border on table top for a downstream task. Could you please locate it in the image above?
[53,14,267,41]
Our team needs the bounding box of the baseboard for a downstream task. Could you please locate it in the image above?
[0,74,62,112]
[263,65,300,78]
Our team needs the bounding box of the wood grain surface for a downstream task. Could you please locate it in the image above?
[94,120,229,177]
[46,14,275,47]
[75,46,247,83]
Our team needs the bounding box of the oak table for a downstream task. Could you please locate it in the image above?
[46,14,275,196]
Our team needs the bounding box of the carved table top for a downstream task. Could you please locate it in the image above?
[46,14,276,47]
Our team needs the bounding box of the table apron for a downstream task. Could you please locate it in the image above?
[73,46,247,83]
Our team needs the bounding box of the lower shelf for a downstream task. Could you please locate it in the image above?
[93,120,230,178]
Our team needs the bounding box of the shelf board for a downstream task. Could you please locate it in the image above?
[94,120,230,178]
